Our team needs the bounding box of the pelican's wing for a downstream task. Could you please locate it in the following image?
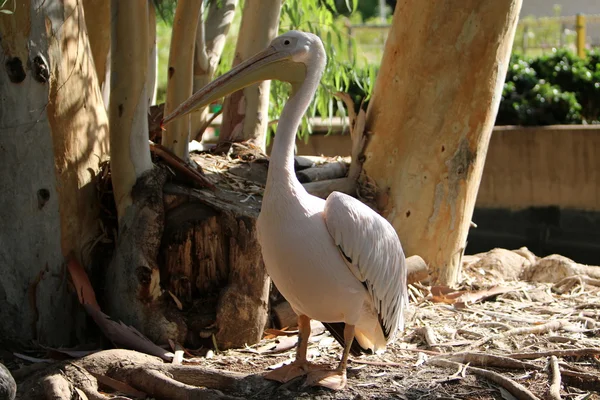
[323,191,407,339]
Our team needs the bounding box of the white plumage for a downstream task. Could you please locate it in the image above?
[324,191,408,343]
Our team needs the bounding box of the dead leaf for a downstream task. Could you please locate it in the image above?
[67,253,100,311]
[454,286,514,308]
[84,304,173,361]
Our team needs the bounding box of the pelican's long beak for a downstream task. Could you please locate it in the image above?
[162,46,306,127]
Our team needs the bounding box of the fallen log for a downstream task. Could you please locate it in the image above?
[296,161,348,183]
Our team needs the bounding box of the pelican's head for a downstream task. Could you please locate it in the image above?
[162,30,326,127]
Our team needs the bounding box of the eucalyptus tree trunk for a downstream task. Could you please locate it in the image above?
[218,0,282,151]
[191,0,238,141]
[363,0,522,286]
[105,0,180,343]
[83,0,110,107]
[147,0,158,106]
[0,0,108,345]
[161,0,202,160]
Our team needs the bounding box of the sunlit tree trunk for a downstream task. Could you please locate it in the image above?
[161,0,202,160]
[83,0,110,107]
[0,0,109,345]
[109,0,153,219]
[190,0,238,141]
[363,0,522,286]
[218,0,282,151]
[147,0,158,106]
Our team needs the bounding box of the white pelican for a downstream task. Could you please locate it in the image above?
[163,31,407,390]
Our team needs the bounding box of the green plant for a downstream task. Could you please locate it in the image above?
[496,50,599,125]
[0,0,15,14]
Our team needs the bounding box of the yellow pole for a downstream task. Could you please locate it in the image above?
[576,14,586,58]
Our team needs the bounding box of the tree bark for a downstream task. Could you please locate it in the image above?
[147,0,158,106]
[83,0,110,107]
[363,0,522,286]
[109,0,153,219]
[105,0,179,344]
[161,0,202,160]
[218,0,282,151]
[0,0,109,345]
[191,0,238,140]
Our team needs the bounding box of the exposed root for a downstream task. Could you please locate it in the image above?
[42,374,73,400]
[553,275,600,293]
[545,356,561,400]
[509,348,600,360]
[428,359,541,400]
[122,368,239,400]
[16,349,266,400]
[559,368,600,391]
[435,352,541,370]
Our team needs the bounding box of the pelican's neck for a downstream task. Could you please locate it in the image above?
[267,69,321,189]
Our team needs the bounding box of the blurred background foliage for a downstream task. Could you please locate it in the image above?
[154,0,600,132]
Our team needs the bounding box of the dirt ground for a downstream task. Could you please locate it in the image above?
[3,250,600,399]
[196,275,600,399]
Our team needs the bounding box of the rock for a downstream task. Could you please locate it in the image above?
[0,363,16,400]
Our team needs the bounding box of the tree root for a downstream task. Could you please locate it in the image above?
[508,347,600,360]
[545,356,561,400]
[433,352,541,371]
[16,349,270,400]
[428,359,540,400]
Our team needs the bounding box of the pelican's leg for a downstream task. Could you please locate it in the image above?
[304,323,354,390]
[264,314,316,382]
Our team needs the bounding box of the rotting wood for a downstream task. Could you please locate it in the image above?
[160,152,269,349]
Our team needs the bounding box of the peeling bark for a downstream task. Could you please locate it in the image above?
[0,0,109,345]
[363,0,523,286]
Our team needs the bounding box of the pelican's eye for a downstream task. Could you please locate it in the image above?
[283,39,291,46]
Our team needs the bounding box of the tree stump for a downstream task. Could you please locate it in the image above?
[160,152,269,350]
